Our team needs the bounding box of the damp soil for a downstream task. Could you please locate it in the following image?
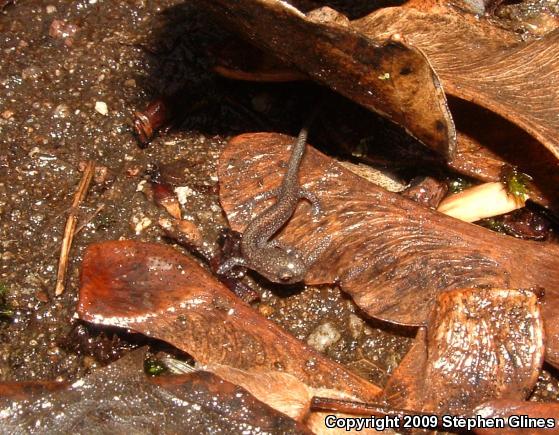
[0,0,558,404]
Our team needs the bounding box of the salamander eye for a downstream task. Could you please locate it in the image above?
[279,270,294,281]
[280,272,293,281]
[278,263,297,281]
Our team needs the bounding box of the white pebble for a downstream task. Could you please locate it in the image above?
[174,186,195,205]
[94,101,108,116]
[306,321,341,352]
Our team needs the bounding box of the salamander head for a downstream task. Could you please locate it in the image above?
[276,258,306,283]
[255,248,306,284]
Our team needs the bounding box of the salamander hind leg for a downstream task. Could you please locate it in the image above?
[298,188,321,217]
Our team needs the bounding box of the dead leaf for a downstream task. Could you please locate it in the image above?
[473,399,559,435]
[448,97,559,212]
[203,363,370,427]
[202,1,559,210]
[383,288,544,415]
[77,240,381,402]
[210,38,308,82]
[353,0,559,161]
[0,348,310,434]
[200,0,456,159]
[202,365,313,421]
[218,132,559,365]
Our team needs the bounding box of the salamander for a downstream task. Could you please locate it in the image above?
[218,125,320,283]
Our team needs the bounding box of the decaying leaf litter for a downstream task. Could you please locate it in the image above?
[1,0,559,433]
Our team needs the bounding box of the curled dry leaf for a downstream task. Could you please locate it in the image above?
[200,0,456,159]
[383,288,544,415]
[474,399,559,435]
[203,1,559,210]
[218,133,559,365]
[353,0,559,161]
[152,181,182,220]
[0,348,310,434]
[202,365,313,421]
[202,364,365,425]
[77,240,380,402]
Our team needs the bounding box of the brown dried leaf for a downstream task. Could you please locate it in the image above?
[381,328,428,411]
[312,92,558,211]
[384,288,544,415]
[77,240,380,402]
[353,1,559,161]
[152,182,182,219]
[474,399,559,435]
[204,1,559,208]
[203,365,313,421]
[0,348,310,434]
[218,133,559,364]
[204,364,364,424]
[201,0,456,159]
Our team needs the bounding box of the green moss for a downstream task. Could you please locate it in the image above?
[448,177,472,194]
[504,168,532,201]
[144,358,167,376]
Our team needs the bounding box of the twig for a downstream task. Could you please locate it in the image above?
[74,203,105,235]
[55,160,95,296]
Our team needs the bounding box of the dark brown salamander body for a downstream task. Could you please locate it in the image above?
[218,126,319,283]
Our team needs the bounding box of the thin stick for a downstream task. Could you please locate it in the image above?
[55,160,95,296]
[74,203,105,235]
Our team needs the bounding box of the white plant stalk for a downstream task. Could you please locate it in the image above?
[437,182,525,223]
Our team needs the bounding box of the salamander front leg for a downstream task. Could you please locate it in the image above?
[299,188,321,217]
[254,188,280,203]
[216,256,248,276]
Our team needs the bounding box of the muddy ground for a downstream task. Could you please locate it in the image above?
[0,0,558,403]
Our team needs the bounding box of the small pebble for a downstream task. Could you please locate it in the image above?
[53,103,70,118]
[348,313,365,339]
[21,66,42,80]
[126,166,140,177]
[95,101,108,116]
[1,110,14,120]
[49,20,78,39]
[175,186,196,205]
[258,304,275,317]
[306,321,341,352]
[45,5,57,14]
[131,215,152,234]
[94,165,109,184]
